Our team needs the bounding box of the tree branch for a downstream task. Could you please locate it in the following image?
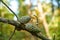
[0,17,20,26]
[0,17,50,40]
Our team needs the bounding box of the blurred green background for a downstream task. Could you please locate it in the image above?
[0,0,60,40]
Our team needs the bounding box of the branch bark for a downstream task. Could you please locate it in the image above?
[0,17,50,40]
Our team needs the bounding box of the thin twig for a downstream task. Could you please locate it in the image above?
[53,34,55,40]
[1,0,19,22]
[9,28,16,40]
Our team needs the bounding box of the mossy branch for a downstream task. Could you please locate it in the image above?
[0,17,50,40]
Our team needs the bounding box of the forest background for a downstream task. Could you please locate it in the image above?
[0,0,60,40]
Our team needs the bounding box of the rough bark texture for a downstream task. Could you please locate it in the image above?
[0,17,50,40]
